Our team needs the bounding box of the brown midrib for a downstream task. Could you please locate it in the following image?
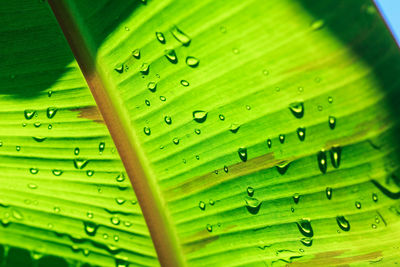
[47,1,186,266]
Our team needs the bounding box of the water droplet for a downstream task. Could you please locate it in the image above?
[74,147,80,155]
[173,138,179,145]
[186,56,199,67]
[199,201,206,210]
[115,198,126,205]
[46,107,57,119]
[229,123,240,133]
[86,170,94,177]
[336,216,350,231]
[289,102,304,118]
[247,187,254,197]
[73,159,89,169]
[279,134,285,144]
[50,169,62,176]
[181,80,189,86]
[140,63,149,75]
[164,116,172,125]
[276,161,290,175]
[232,48,240,54]
[219,26,227,33]
[193,110,207,123]
[267,139,272,148]
[30,168,39,174]
[86,211,93,218]
[53,207,60,213]
[297,127,306,141]
[155,32,166,43]
[48,90,53,97]
[160,96,166,101]
[32,136,46,142]
[372,224,377,229]
[124,26,130,31]
[83,221,98,236]
[296,219,313,237]
[145,99,151,106]
[224,165,229,173]
[310,19,325,31]
[195,155,200,160]
[144,126,151,136]
[116,173,125,182]
[114,65,124,73]
[372,193,378,202]
[16,146,21,151]
[24,110,36,120]
[245,196,262,214]
[99,142,105,154]
[328,96,333,103]
[171,25,191,46]
[326,187,332,200]
[132,49,140,59]
[34,122,41,128]
[219,114,225,121]
[262,69,269,76]
[238,147,247,162]
[147,82,157,92]
[300,238,313,247]
[209,199,215,206]
[246,105,251,110]
[206,224,213,232]
[195,129,201,135]
[164,49,178,64]
[293,193,300,204]
[124,221,132,227]
[328,116,336,129]
[48,124,52,129]
[330,145,341,168]
[12,209,23,220]
[28,183,38,189]
[110,216,120,225]
[298,87,304,92]
[317,150,327,174]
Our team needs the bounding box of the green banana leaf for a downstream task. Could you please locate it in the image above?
[1,0,400,266]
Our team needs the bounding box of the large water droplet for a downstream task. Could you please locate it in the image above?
[164,49,177,64]
[144,126,151,136]
[110,216,120,225]
[140,63,150,75]
[326,187,332,200]
[30,168,39,175]
[186,56,199,67]
[115,198,126,205]
[114,64,124,74]
[206,224,213,232]
[28,183,38,189]
[52,169,63,176]
[229,123,240,133]
[245,196,262,214]
[317,150,327,174]
[372,193,378,202]
[279,134,285,144]
[171,25,191,46]
[34,122,41,128]
[73,159,89,169]
[32,136,46,142]
[289,102,304,118]
[336,216,350,231]
[132,48,140,59]
[99,142,105,154]
[164,116,172,125]
[296,219,313,237]
[330,145,341,168]
[24,110,36,120]
[199,201,206,210]
[181,80,189,87]
[238,147,247,162]
[300,238,313,247]
[173,138,180,145]
[247,187,254,197]
[155,32,166,43]
[276,161,290,175]
[267,139,272,148]
[297,127,306,141]
[355,201,361,209]
[83,221,98,236]
[86,170,94,177]
[147,82,157,92]
[293,193,300,204]
[46,107,57,119]
[328,116,336,129]
[193,110,207,123]
[116,173,125,182]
